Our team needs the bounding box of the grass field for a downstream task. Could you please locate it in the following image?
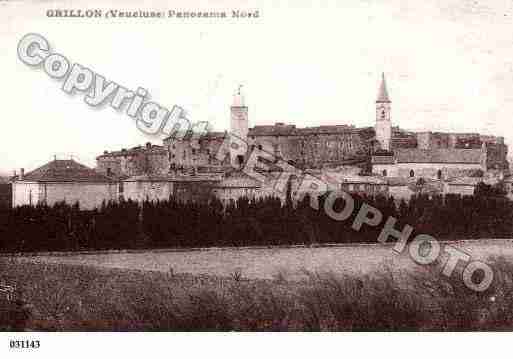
[13,239,513,280]
[2,240,513,330]
[1,256,512,331]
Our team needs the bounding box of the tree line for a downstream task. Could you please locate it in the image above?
[0,182,511,253]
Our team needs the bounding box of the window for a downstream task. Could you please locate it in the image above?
[192,148,196,155]
[119,182,124,194]
[382,169,387,177]
[258,144,263,151]
[106,168,112,176]
[348,184,354,191]
[437,169,442,179]
[410,170,415,177]
[237,155,244,166]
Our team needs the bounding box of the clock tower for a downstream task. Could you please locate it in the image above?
[375,73,392,151]
[230,85,249,167]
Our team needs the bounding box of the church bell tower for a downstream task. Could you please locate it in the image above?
[375,73,392,151]
[230,85,249,167]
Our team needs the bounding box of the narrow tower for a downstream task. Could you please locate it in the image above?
[230,85,249,167]
[375,73,392,151]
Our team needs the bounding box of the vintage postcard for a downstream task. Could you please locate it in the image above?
[0,0,512,357]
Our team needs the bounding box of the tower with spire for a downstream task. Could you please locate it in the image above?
[230,85,249,167]
[375,73,392,151]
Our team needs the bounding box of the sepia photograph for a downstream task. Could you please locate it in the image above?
[1,0,513,357]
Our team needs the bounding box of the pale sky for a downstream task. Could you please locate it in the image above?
[1,0,513,173]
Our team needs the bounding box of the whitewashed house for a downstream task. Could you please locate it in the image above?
[12,159,117,210]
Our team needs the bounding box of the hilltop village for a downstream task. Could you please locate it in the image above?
[10,74,512,209]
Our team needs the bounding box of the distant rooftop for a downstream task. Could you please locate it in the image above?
[97,143,165,159]
[249,123,358,136]
[18,159,114,183]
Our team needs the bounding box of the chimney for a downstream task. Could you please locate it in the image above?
[19,168,24,180]
[146,142,152,149]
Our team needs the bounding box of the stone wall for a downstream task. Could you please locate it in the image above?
[388,185,415,200]
[249,131,368,168]
[123,180,174,202]
[12,182,41,207]
[340,182,389,196]
[373,162,484,179]
[165,134,229,171]
[173,181,217,203]
[96,145,169,178]
[43,182,118,210]
[486,143,509,170]
[163,128,370,171]
[413,132,495,151]
[212,186,265,203]
[446,184,475,196]
[12,182,117,210]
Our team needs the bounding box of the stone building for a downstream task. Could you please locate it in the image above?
[375,72,392,151]
[444,177,483,196]
[164,131,229,172]
[211,172,265,204]
[12,159,117,210]
[93,73,509,204]
[156,73,508,178]
[246,124,371,169]
[372,148,486,179]
[370,74,508,179]
[96,142,169,179]
[122,174,222,203]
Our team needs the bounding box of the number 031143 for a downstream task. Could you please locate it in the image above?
[9,340,40,349]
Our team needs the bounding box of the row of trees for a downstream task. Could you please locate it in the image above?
[0,185,511,252]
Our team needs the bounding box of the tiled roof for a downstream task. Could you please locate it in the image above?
[248,124,357,137]
[394,148,482,164]
[20,160,113,183]
[249,124,297,136]
[164,131,227,143]
[125,174,223,182]
[98,144,165,158]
